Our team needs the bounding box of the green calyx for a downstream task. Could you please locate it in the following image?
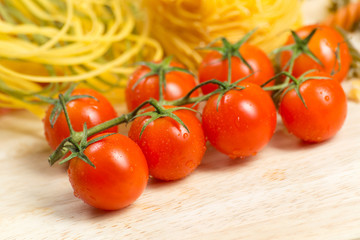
[264,27,329,107]
[165,74,251,112]
[54,123,115,168]
[131,98,197,139]
[266,70,332,108]
[47,94,200,167]
[48,94,114,167]
[48,94,151,167]
[167,71,254,112]
[213,76,249,111]
[273,28,323,77]
[199,29,256,83]
[39,84,98,128]
[133,56,195,102]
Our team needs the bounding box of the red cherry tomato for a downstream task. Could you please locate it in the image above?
[202,82,277,158]
[280,24,351,82]
[278,72,347,142]
[198,43,275,94]
[125,61,199,111]
[0,108,13,115]
[68,133,148,210]
[128,107,206,181]
[43,88,118,150]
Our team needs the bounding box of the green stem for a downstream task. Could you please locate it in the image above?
[166,93,208,106]
[59,94,75,135]
[227,53,232,84]
[86,112,132,138]
[158,68,165,102]
[280,53,297,86]
[48,99,152,165]
[164,79,227,106]
[148,98,167,113]
[85,99,152,138]
[263,82,289,91]
[48,138,71,166]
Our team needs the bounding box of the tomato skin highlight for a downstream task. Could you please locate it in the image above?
[202,83,277,158]
[128,107,206,181]
[198,43,275,94]
[43,88,118,150]
[68,133,148,211]
[125,61,199,111]
[280,24,351,82]
[279,72,347,142]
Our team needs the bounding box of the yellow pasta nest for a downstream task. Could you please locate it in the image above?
[0,0,304,117]
[349,79,360,102]
[0,0,162,117]
[141,0,303,71]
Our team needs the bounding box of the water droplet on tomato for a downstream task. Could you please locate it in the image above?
[229,150,247,159]
[325,96,330,101]
[73,190,80,198]
[183,133,189,139]
[235,116,242,128]
[229,151,240,159]
[228,154,238,160]
[185,160,195,169]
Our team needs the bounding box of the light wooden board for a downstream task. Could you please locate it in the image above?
[0,96,360,240]
[1,1,360,239]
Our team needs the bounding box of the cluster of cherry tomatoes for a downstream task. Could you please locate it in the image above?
[44,24,351,210]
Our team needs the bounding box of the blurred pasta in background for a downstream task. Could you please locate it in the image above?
[141,0,303,70]
[6,0,360,116]
[0,0,162,116]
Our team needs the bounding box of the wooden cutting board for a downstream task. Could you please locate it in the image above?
[1,1,360,239]
[0,94,360,240]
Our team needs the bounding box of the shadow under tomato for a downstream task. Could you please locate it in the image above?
[146,175,187,189]
[39,189,134,220]
[268,128,329,151]
[86,204,133,219]
[197,144,257,172]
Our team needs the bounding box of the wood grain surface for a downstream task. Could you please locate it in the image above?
[0,93,360,240]
[1,1,360,239]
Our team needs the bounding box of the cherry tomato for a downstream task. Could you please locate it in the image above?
[68,133,148,210]
[198,43,275,94]
[0,108,13,116]
[278,72,347,142]
[128,107,206,181]
[125,61,199,111]
[280,24,351,82]
[44,88,118,150]
[202,82,277,158]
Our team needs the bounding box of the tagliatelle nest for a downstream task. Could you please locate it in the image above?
[141,0,303,71]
